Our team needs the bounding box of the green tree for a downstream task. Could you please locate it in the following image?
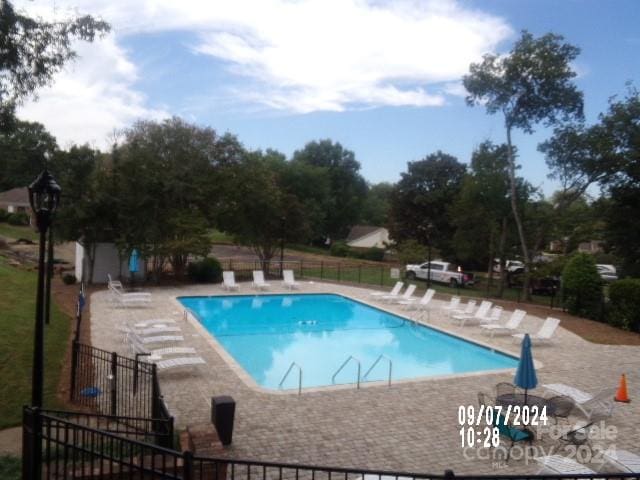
[463,31,584,298]
[450,142,512,293]
[292,140,367,240]
[562,252,602,319]
[218,151,309,271]
[0,120,57,190]
[0,0,109,130]
[389,151,466,257]
[361,182,393,226]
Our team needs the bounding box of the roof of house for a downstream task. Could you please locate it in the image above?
[346,225,385,242]
[0,187,30,206]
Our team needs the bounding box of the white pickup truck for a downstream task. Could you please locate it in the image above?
[405,260,474,287]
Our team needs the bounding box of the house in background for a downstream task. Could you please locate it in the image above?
[0,187,33,224]
[346,225,390,249]
[578,240,604,254]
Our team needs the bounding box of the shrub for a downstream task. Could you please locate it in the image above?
[0,209,9,222]
[356,247,385,262]
[187,257,223,283]
[330,241,350,257]
[7,212,29,226]
[62,274,77,285]
[607,279,640,331]
[396,240,427,265]
[562,252,603,319]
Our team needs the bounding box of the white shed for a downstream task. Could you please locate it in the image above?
[75,242,146,284]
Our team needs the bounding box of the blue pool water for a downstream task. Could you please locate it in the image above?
[179,294,518,390]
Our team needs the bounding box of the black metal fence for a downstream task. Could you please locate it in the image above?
[23,407,639,480]
[220,259,400,288]
[69,340,174,447]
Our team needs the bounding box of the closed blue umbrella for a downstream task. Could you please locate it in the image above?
[129,249,139,273]
[514,333,537,405]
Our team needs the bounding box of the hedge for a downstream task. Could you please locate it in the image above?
[608,279,640,332]
[562,252,603,320]
[187,257,223,283]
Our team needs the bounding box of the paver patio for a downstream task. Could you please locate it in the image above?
[90,282,640,476]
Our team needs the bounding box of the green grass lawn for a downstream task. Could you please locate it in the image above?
[208,229,234,244]
[0,455,20,480]
[0,223,38,242]
[0,256,70,429]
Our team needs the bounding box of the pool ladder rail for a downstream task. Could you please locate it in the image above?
[362,354,393,387]
[332,355,362,389]
[279,361,303,395]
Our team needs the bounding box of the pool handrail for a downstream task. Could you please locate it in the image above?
[279,361,303,395]
[363,354,392,387]
[332,355,361,389]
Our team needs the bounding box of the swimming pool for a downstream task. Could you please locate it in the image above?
[179,294,518,391]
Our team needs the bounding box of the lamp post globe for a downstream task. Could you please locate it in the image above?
[28,169,61,408]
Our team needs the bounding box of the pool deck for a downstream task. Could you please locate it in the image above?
[91,281,640,476]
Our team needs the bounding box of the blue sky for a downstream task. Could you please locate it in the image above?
[17,0,640,195]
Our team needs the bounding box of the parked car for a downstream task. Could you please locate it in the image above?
[507,271,560,296]
[492,259,525,274]
[596,264,618,282]
[405,260,474,287]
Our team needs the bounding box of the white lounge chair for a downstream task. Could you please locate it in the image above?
[155,356,206,370]
[398,288,435,310]
[222,271,239,291]
[132,318,177,328]
[543,384,617,420]
[441,296,461,317]
[109,284,152,308]
[129,335,197,358]
[449,299,476,319]
[382,284,416,303]
[128,332,184,344]
[512,317,560,344]
[452,300,492,326]
[480,309,526,337]
[370,282,403,298]
[602,449,640,473]
[535,455,598,475]
[108,274,150,296]
[282,270,300,289]
[252,270,271,290]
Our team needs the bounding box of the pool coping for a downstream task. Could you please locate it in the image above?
[171,288,542,396]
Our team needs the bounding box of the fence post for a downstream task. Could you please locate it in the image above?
[320,261,324,280]
[22,406,36,480]
[110,352,118,415]
[358,265,362,284]
[152,364,160,418]
[183,450,194,480]
[69,340,78,401]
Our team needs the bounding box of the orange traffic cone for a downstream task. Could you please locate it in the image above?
[615,374,631,403]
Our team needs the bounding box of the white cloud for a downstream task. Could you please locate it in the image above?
[17,34,168,150]
[15,0,512,133]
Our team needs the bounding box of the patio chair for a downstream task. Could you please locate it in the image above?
[109,284,152,308]
[222,271,239,291]
[108,274,150,295]
[495,382,516,399]
[480,309,526,338]
[282,269,301,289]
[370,281,403,298]
[382,284,416,303]
[512,317,560,345]
[449,299,476,320]
[132,318,177,328]
[543,384,617,421]
[494,413,534,461]
[545,395,575,424]
[452,300,492,326]
[602,449,640,473]
[441,296,461,317]
[129,334,197,358]
[127,332,184,345]
[252,270,271,290]
[535,455,598,475]
[155,356,206,370]
[398,288,435,310]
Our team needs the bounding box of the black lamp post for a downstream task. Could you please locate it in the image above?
[28,169,61,408]
[279,215,286,276]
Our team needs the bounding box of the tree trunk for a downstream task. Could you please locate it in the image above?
[86,243,96,285]
[505,124,532,300]
[497,216,508,298]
